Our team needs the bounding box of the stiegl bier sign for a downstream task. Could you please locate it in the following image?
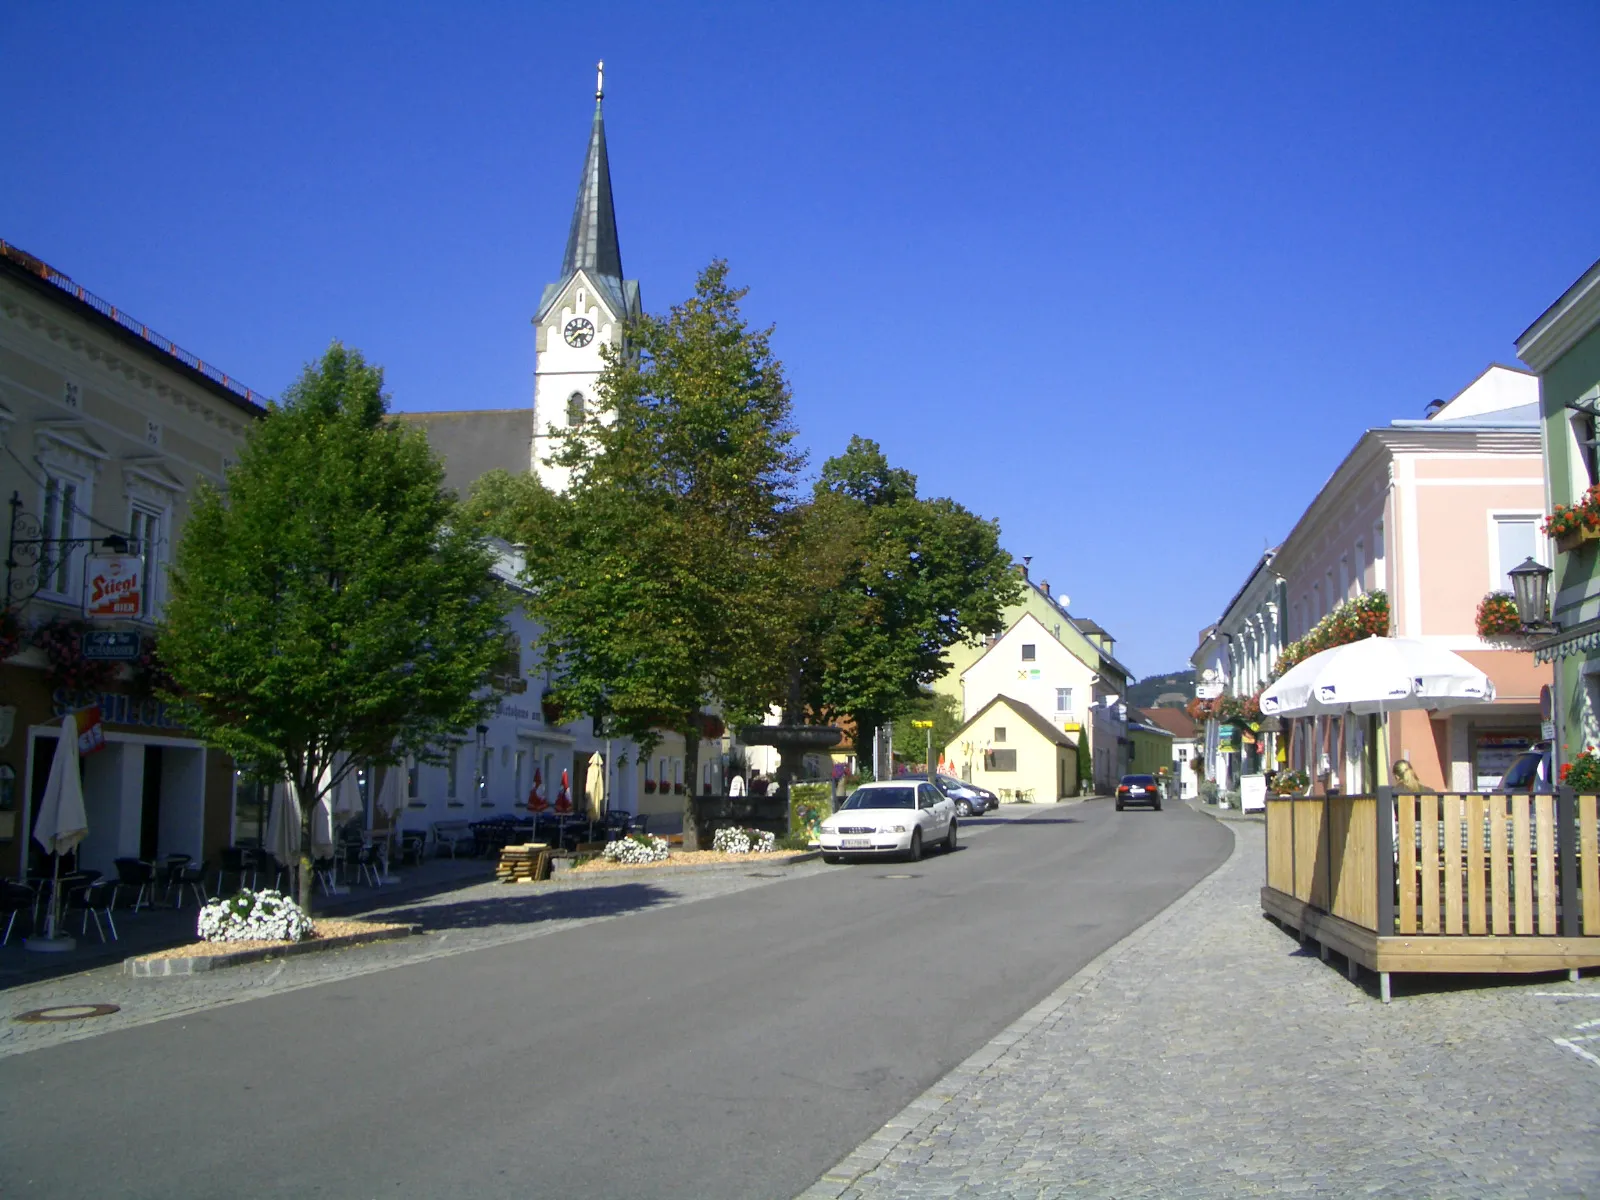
[83,555,143,619]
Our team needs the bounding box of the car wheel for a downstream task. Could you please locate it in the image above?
[1116,801,1125,811]
[945,821,958,852]
[1154,800,1163,811]
[907,829,923,862]
[955,798,973,817]
[823,854,843,865]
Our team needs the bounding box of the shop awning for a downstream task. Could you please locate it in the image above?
[1533,615,1600,664]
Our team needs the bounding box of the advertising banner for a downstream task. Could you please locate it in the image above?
[83,556,143,619]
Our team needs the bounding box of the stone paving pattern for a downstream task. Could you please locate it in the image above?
[2,862,823,1057]
[801,817,1600,1199]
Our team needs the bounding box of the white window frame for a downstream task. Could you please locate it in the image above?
[37,466,89,600]
[128,501,169,619]
[1372,520,1387,592]
[1055,687,1073,714]
[1487,510,1545,594]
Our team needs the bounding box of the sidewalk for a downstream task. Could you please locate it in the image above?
[801,817,1600,1199]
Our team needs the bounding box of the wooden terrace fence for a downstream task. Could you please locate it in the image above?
[1262,789,1600,999]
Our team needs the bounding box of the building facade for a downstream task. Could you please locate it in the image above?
[1516,258,1600,767]
[0,240,267,880]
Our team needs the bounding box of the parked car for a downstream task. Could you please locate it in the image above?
[1499,742,1553,792]
[819,780,958,862]
[933,774,993,816]
[1116,773,1162,811]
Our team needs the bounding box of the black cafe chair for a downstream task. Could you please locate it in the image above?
[66,879,119,942]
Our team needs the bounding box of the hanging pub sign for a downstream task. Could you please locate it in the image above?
[83,556,143,619]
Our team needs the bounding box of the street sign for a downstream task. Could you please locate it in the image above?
[1541,720,1556,741]
[80,630,142,661]
[1196,683,1223,699]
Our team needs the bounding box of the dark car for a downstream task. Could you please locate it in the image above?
[933,774,994,816]
[1116,773,1162,811]
[1499,742,1553,792]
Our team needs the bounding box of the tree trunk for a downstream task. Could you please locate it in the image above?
[681,717,701,849]
[292,778,315,915]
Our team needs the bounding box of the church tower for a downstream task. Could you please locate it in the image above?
[531,62,641,493]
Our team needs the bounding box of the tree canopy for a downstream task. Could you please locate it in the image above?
[160,343,509,908]
[798,436,1021,760]
[473,260,803,753]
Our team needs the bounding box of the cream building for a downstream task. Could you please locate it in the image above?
[0,239,266,880]
[944,695,1077,804]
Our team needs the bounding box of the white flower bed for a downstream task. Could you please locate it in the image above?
[197,889,315,944]
[713,826,776,855]
[601,833,670,864]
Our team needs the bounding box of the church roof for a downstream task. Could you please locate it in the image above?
[538,73,638,323]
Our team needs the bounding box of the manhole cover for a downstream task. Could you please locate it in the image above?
[14,1003,121,1023]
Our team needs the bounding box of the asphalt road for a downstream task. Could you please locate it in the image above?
[0,798,1232,1199]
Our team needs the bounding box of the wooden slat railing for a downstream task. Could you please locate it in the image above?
[1265,789,1600,939]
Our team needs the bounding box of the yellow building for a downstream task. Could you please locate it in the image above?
[944,695,1078,803]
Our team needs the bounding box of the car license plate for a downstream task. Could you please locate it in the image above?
[842,837,871,848]
[1130,787,1144,794]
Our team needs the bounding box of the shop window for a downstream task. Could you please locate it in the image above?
[233,772,269,847]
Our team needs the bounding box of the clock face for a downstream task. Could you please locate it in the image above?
[563,317,595,348]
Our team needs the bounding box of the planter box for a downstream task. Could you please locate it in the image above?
[1555,525,1600,554]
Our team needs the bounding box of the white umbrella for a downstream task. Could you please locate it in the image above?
[30,713,88,948]
[1260,636,1495,789]
[374,764,406,884]
[585,753,606,821]
[1261,637,1495,717]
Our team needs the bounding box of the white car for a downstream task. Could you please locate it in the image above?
[818,780,958,863]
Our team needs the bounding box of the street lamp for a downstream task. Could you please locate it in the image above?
[1508,557,1556,632]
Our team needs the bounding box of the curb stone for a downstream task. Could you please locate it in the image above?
[123,923,419,976]
[531,850,822,887]
[795,822,1241,1199]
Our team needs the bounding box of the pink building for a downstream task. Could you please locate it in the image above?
[1274,365,1550,792]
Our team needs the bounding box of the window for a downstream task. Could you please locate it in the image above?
[515,750,526,805]
[446,748,459,800]
[406,757,420,800]
[129,504,165,617]
[1494,517,1539,592]
[1021,644,1036,661]
[1338,556,1349,602]
[993,726,1007,743]
[1353,540,1366,593]
[984,748,1018,772]
[1373,520,1386,591]
[478,748,491,805]
[1055,688,1073,713]
[232,772,269,848]
[1571,409,1600,489]
[567,391,585,427]
[39,471,81,596]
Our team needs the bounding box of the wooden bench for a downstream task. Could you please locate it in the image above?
[431,820,476,859]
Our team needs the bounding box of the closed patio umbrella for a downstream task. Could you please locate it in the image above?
[585,754,606,821]
[28,713,88,951]
[264,783,301,879]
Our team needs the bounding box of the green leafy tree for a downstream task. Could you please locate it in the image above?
[481,261,804,840]
[802,436,1021,760]
[160,344,510,911]
[891,692,962,772]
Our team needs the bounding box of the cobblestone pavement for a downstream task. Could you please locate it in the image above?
[801,818,1600,1200]
[0,860,830,1058]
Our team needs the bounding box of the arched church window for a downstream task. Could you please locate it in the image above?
[567,392,586,427]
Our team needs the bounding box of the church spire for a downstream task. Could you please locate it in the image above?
[560,60,624,285]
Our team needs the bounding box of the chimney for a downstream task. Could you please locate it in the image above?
[1021,555,1032,581]
[1041,579,1051,596]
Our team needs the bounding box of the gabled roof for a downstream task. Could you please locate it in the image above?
[954,694,1076,748]
[1137,707,1197,738]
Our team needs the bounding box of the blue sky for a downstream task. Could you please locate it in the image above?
[4,2,1597,678]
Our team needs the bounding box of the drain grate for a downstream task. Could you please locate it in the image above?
[14,1003,121,1023]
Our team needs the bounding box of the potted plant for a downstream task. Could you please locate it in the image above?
[1475,591,1523,640]
[1544,486,1600,553]
[643,778,657,794]
[540,690,564,726]
[31,616,116,693]
[1561,746,1600,792]
[1268,769,1310,796]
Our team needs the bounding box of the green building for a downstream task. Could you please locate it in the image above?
[1516,257,1600,767]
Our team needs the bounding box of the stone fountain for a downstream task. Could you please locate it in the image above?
[685,673,842,848]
